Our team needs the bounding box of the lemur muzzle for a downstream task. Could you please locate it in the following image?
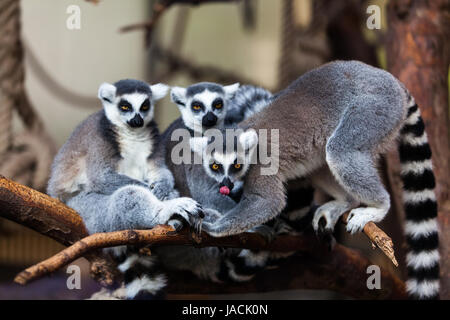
[128,114,144,128]
[202,112,217,127]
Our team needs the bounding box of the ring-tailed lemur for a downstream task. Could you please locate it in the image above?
[47,79,203,299]
[197,61,440,300]
[153,83,315,283]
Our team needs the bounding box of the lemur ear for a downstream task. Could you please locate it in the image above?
[223,83,240,99]
[150,83,169,101]
[190,137,208,155]
[239,129,258,152]
[98,83,116,103]
[170,86,188,107]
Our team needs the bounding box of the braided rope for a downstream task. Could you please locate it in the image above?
[0,0,55,190]
[0,0,21,157]
[278,0,295,90]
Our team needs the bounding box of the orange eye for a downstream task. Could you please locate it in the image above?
[121,105,130,111]
[215,103,223,109]
[141,104,149,111]
[234,164,241,169]
[211,163,219,170]
[192,105,201,110]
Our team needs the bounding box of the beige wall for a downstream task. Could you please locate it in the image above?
[155,0,282,130]
[20,0,283,143]
[21,0,150,145]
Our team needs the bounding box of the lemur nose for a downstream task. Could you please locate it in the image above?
[128,114,144,128]
[202,112,217,127]
[220,177,234,191]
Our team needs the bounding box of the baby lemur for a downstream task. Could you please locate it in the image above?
[196,61,439,300]
[47,79,203,299]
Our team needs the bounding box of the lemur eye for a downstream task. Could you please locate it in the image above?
[120,105,131,111]
[234,164,242,170]
[192,105,201,111]
[214,100,223,109]
[211,163,219,171]
[140,99,150,111]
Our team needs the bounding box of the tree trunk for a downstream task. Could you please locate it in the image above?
[385,0,450,298]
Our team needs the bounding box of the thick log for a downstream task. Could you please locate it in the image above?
[0,175,87,246]
[385,0,450,298]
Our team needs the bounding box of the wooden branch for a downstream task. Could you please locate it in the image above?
[342,213,398,267]
[0,175,88,246]
[1,175,404,298]
[15,213,398,285]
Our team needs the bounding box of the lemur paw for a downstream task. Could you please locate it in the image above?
[162,197,204,234]
[150,180,175,201]
[346,207,387,234]
[312,207,340,234]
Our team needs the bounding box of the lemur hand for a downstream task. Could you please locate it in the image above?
[159,197,204,234]
[150,179,176,201]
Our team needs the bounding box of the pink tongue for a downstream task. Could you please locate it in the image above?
[219,186,230,195]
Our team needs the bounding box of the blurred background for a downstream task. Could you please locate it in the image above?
[0,0,448,299]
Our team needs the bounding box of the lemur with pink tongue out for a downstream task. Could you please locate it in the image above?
[151,82,315,284]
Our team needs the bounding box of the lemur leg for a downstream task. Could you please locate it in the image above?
[310,167,358,234]
[325,100,400,234]
[68,185,203,234]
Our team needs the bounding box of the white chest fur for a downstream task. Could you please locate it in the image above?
[116,129,153,182]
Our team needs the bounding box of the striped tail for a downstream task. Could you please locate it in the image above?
[114,247,167,300]
[398,99,440,300]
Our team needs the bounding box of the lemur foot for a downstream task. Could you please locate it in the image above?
[346,206,388,234]
[160,197,204,234]
[312,201,350,234]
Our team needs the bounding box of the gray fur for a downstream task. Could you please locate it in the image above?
[47,80,203,235]
[200,60,410,237]
[225,85,274,125]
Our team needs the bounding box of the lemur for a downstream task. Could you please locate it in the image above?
[197,61,440,300]
[150,82,316,284]
[47,79,203,299]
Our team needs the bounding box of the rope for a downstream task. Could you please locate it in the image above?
[0,0,55,191]
[0,0,21,157]
[278,0,295,90]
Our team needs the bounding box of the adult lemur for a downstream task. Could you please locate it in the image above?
[197,61,439,300]
[153,82,315,283]
[47,79,203,299]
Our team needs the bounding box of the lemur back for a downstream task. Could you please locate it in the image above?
[199,61,439,300]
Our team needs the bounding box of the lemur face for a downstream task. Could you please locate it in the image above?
[170,82,240,133]
[190,129,258,196]
[98,79,168,129]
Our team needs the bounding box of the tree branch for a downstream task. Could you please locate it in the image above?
[0,175,404,298]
